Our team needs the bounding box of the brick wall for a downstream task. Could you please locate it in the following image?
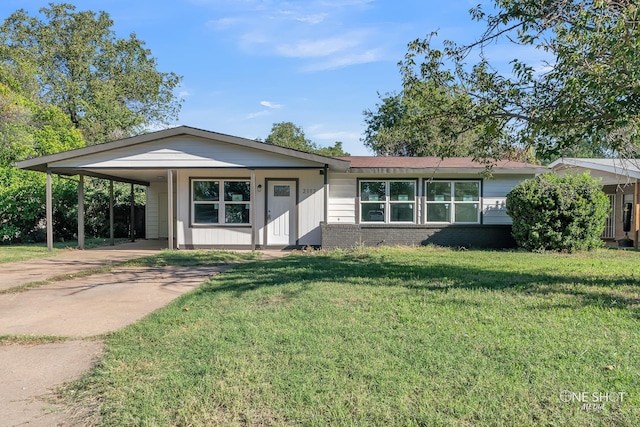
[321,223,517,249]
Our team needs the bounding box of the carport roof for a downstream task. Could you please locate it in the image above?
[549,158,640,184]
[16,125,352,185]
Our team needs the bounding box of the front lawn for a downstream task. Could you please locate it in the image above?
[69,247,640,426]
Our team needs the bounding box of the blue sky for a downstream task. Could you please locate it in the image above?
[1,1,517,155]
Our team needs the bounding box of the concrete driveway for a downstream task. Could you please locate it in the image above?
[0,241,254,427]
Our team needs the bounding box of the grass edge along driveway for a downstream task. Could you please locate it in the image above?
[62,247,639,426]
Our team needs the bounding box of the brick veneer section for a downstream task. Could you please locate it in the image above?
[321,223,517,249]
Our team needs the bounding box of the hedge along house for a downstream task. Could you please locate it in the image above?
[550,158,640,248]
[16,126,545,251]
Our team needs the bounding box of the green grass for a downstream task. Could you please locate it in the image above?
[0,238,129,264]
[66,247,640,426]
[0,334,70,346]
[123,248,263,267]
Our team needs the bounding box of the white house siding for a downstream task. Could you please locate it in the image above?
[325,173,534,226]
[146,183,161,239]
[48,136,322,169]
[175,169,250,248]
[172,168,325,248]
[328,174,357,224]
[254,169,325,246]
[482,175,533,225]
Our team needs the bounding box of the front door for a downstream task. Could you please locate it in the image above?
[266,180,296,246]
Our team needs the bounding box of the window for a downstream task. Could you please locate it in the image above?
[192,179,250,225]
[360,180,416,223]
[425,181,480,223]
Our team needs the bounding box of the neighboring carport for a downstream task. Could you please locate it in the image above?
[550,158,640,248]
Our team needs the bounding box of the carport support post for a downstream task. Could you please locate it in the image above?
[77,174,85,250]
[167,169,174,250]
[250,169,256,250]
[109,180,114,245]
[635,179,639,249]
[46,169,53,251]
[323,165,328,225]
[130,184,135,242]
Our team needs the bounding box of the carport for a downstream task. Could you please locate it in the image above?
[17,150,160,252]
[550,158,640,248]
[16,126,348,251]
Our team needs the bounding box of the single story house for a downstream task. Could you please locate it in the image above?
[550,158,640,248]
[17,126,546,251]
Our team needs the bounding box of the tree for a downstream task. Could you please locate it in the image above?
[264,122,349,156]
[0,72,85,243]
[0,3,182,145]
[398,0,640,163]
[362,89,480,158]
[506,173,609,252]
[0,77,84,171]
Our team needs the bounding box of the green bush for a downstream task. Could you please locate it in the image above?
[0,171,46,243]
[506,173,609,252]
[0,169,145,244]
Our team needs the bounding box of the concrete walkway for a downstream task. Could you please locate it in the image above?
[0,239,168,291]
[0,241,286,427]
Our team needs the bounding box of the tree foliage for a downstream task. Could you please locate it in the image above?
[362,89,480,157]
[397,0,640,163]
[264,122,349,156]
[0,77,84,169]
[506,173,609,252]
[0,3,182,145]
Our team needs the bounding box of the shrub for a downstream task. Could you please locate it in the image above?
[506,173,609,252]
[0,171,46,243]
[0,169,145,244]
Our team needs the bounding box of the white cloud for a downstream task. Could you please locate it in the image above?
[201,0,390,72]
[206,17,241,30]
[302,48,385,71]
[260,101,283,109]
[245,110,270,119]
[318,0,375,7]
[295,13,328,24]
[276,35,361,58]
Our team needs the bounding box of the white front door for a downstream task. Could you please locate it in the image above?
[267,180,296,246]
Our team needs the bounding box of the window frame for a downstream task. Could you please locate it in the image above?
[191,178,251,227]
[359,179,417,224]
[424,180,481,224]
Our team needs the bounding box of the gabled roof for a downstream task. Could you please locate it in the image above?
[549,158,640,181]
[338,156,545,175]
[15,126,352,185]
[16,125,545,185]
[17,125,351,173]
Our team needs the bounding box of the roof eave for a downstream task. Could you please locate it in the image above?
[15,125,351,172]
[550,158,640,180]
[345,166,547,175]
